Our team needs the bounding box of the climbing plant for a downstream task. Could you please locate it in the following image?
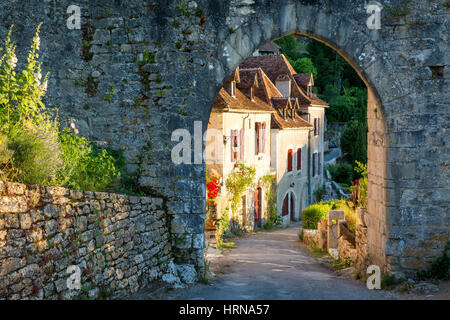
[260,174,278,229]
[225,164,255,213]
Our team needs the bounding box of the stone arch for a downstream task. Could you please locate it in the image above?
[206,2,398,275]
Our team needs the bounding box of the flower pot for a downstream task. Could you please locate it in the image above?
[357,207,368,227]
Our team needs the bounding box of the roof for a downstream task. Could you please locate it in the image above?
[240,54,296,83]
[293,73,314,87]
[270,97,313,130]
[238,68,283,106]
[213,87,274,113]
[240,54,328,108]
[237,69,259,89]
[271,111,313,130]
[258,41,280,53]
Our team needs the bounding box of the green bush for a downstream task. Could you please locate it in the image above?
[301,202,332,229]
[58,129,120,192]
[417,242,450,281]
[0,25,122,192]
[302,199,359,233]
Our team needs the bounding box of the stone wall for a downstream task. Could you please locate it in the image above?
[355,223,369,273]
[0,181,171,300]
[337,236,357,264]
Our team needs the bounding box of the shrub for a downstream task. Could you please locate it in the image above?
[417,242,450,281]
[8,123,62,185]
[0,25,121,192]
[57,129,120,191]
[301,202,332,229]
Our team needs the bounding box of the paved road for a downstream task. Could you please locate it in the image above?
[324,147,341,163]
[148,225,395,300]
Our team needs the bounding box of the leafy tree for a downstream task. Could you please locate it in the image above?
[288,57,318,79]
[341,120,367,165]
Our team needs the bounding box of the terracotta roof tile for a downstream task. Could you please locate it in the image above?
[213,87,273,113]
[293,73,314,87]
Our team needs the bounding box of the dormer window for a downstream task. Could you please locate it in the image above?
[230,80,236,97]
[275,76,291,97]
[307,85,312,97]
[250,87,255,101]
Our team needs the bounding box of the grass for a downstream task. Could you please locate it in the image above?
[332,257,352,270]
[309,247,328,259]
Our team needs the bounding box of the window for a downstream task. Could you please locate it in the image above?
[314,118,320,136]
[231,130,240,162]
[296,148,302,171]
[231,80,236,97]
[287,149,293,172]
[255,122,266,155]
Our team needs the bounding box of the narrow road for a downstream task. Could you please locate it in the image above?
[149,225,395,300]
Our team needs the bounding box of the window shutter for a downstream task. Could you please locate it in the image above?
[297,148,301,170]
[262,122,266,154]
[240,128,245,160]
[312,153,316,176]
[287,149,293,172]
[318,152,321,175]
[318,118,320,135]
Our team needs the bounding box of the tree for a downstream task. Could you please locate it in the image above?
[340,120,367,165]
[289,57,318,79]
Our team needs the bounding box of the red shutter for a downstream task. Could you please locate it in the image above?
[240,128,245,160]
[282,194,289,216]
[287,149,293,172]
[262,122,266,153]
[297,148,301,170]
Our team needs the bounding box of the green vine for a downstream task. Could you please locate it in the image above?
[225,164,255,213]
[260,174,278,229]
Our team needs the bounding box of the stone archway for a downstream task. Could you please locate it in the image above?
[202,1,447,277]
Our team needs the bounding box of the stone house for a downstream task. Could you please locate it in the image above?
[240,55,328,225]
[206,54,328,230]
[205,67,274,230]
